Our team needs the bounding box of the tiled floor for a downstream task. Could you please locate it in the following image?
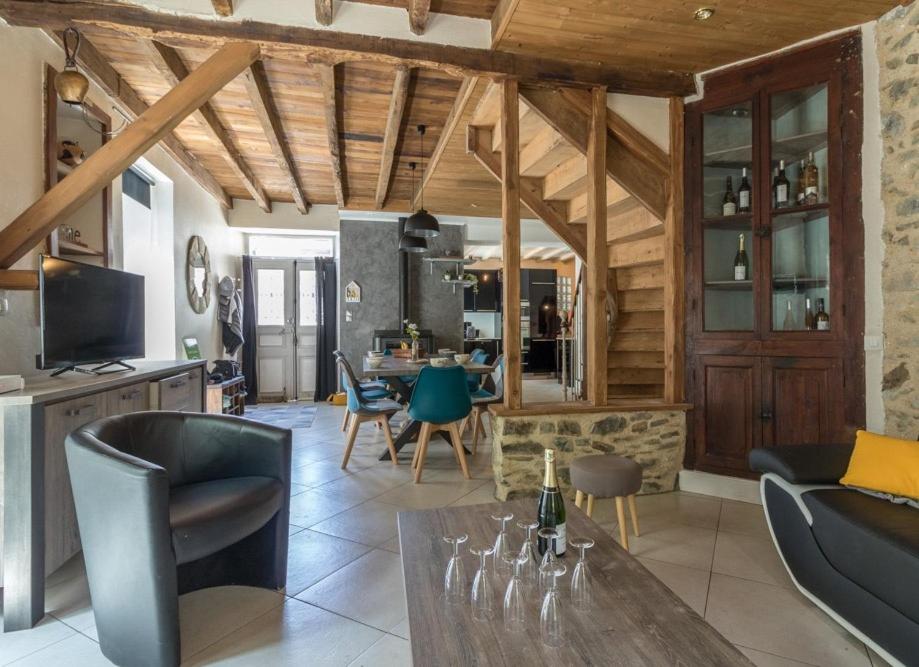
[0,387,891,666]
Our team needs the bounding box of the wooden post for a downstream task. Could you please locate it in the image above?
[501,78,522,411]
[0,41,260,269]
[586,86,608,405]
[664,96,685,403]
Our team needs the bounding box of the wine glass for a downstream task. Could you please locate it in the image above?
[502,553,527,633]
[539,561,567,648]
[570,537,595,613]
[491,512,515,579]
[537,527,558,597]
[516,520,539,592]
[442,534,468,606]
[469,544,496,622]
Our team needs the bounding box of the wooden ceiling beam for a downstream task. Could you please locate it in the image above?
[0,269,38,290]
[375,67,411,210]
[520,83,669,220]
[144,40,272,212]
[467,126,586,261]
[315,0,333,26]
[243,60,310,214]
[43,30,231,210]
[408,0,431,35]
[0,42,260,269]
[0,1,695,95]
[210,0,232,17]
[317,63,346,208]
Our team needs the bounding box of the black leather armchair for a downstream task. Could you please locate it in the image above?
[65,412,292,667]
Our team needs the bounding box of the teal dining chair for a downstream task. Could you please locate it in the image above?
[465,347,489,392]
[464,355,504,455]
[334,351,393,432]
[336,356,402,469]
[407,365,472,484]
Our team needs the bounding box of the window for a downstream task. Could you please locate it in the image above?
[299,270,317,326]
[122,168,153,208]
[256,269,286,326]
[248,235,335,258]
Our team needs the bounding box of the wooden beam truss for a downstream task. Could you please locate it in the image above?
[210,0,232,17]
[664,97,686,403]
[586,86,608,405]
[500,78,522,411]
[374,67,411,209]
[317,63,346,208]
[408,0,431,35]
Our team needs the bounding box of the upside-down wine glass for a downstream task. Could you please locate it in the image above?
[539,561,567,648]
[442,534,468,606]
[570,536,595,613]
[491,512,515,579]
[537,527,559,597]
[469,543,496,622]
[517,520,540,593]
[502,553,528,633]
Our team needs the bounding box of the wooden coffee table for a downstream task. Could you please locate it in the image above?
[397,498,752,666]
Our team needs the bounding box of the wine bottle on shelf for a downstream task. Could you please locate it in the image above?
[772,167,779,206]
[804,152,819,205]
[738,168,752,213]
[804,297,815,330]
[722,176,737,216]
[815,298,830,331]
[536,449,566,557]
[774,160,790,209]
[733,234,748,281]
[783,299,796,330]
[796,159,807,205]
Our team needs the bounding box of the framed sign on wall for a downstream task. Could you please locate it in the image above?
[345,281,362,303]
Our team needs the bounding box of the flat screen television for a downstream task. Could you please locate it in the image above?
[38,256,145,374]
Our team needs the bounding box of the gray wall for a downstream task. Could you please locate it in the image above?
[339,220,463,370]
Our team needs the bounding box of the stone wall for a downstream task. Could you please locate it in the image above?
[491,410,686,501]
[877,3,919,438]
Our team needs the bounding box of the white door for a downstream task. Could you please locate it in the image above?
[254,259,318,402]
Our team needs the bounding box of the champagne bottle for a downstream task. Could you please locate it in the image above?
[774,160,790,208]
[815,298,829,331]
[804,152,819,204]
[536,449,566,557]
[738,168,752,213]
[722,176,737,216]
[783,299,796,330]
[804,297,815,330]
[733,234,748,281]
[796,159,807,205]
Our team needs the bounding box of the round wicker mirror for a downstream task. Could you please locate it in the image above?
[186,235,211,314]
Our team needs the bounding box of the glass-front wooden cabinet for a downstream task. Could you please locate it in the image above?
[685,34,864,478]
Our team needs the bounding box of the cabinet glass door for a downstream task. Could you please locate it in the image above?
[702,100,754,331]
[769,83,830,331]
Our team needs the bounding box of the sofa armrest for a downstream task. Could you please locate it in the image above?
[749,444,853,484]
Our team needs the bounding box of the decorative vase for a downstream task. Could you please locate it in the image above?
[411,339,420,361]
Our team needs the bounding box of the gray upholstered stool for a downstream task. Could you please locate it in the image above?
[570,454,642,550]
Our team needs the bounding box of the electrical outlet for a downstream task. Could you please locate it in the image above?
[345,310,353,323]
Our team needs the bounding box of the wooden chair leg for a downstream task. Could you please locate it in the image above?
[445,423,462,465]
[615,496,629,550]
[341,414,362,469]
[458,416,469,437]
[586,494,595,518]
[448,422,471,480]
[471,409,482,455]
[475,412,486,441]
[380,416,398,466]
[413,422,432,483]
[575,489,584,509]
[627,494,640,537]
[340,408,351,432]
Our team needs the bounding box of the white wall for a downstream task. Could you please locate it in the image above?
[607,94,671,153]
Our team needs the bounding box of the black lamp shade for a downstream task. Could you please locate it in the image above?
[404,209,440,238]
[399,234,428,253]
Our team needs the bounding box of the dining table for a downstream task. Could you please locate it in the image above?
[362,355,493,462]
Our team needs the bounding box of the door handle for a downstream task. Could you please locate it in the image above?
[66,404,97,418]
[169,380,188,389]
[121,389,142,400]
[760,409,773,421]
[755,226,772,238]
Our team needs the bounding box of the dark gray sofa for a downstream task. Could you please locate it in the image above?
[65,412,292,667]
[750,444,919,667]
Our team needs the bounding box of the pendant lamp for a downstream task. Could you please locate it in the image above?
[399,165,428,253]
[404,125,440,238]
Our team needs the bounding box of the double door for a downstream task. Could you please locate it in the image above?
[254,259,317,401]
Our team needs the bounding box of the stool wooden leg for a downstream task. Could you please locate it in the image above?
[615,497,629,550]
[627,494,640,537]
[380,417,398,466]
[575,490,584,509]
[413,422,432,483]
[341,408,351,432]
[341,414,362,469]
[585,494,595,518]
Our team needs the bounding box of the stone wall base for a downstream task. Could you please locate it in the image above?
[491,410,687,501]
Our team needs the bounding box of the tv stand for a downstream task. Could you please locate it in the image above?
[49,360,137,377]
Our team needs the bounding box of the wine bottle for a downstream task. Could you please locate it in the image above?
[774,160,790,208]
[772,167,779,206]
[722,176,737,216]
[815,298,829,330]
[738,168,752,213]
[804,297,815,330]
[804,152,819,205]
[536,449,566,557]
[733,234,748,281]
[783,299,796,330]
[796,159,807,205]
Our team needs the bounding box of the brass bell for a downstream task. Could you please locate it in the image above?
[54,68,89,105]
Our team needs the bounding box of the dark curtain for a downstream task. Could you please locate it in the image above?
[314,257,338,401]
[241,255,258,405]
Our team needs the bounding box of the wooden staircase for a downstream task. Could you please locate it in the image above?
[466,82,670,399]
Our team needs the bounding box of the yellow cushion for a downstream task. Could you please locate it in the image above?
[840,430,919,500]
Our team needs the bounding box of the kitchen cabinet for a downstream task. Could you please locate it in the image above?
[463,270,500,312]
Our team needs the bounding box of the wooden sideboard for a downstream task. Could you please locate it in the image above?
[0,360,206,631]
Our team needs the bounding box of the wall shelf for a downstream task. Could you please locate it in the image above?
[58,240,103,257]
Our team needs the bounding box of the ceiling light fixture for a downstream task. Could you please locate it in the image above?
[399,165,428,253]
[404,125,440,238]
[693,7,715,21]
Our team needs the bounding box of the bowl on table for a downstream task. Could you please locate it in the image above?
[367,350,385,358]
[454,353,471,365]
[438,349,457,356]
[367,356,385,369]
[430,356,453,368]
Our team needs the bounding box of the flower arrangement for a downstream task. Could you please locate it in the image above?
[404,320,421,341]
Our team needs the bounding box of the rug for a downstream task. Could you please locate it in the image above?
[243,402,317,429]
